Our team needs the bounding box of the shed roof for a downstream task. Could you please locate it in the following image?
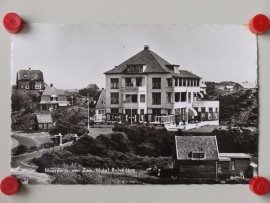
[36,114,53,123]
[175,136,219,160]
[104,47,200,78]
[17,69,44,81]
[219,153,251,159]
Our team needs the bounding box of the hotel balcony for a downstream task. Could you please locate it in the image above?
[121,86,146,92]
[122,102,139,108]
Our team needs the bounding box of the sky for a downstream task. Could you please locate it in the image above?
[12,24,257,89]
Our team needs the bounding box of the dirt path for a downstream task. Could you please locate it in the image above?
[11,142,72,168]
[11,134,39,147]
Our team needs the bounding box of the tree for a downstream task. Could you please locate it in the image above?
[213,127,258,155]
[11,90,29,111]
[78,88,98,98]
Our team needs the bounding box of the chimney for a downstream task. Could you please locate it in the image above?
[144,45,149,50]
[29,67,31,71]
[50,83,53,87]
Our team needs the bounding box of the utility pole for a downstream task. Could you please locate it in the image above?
[131,98,132,126]
[71,95,73,106]
[87,94,90,130]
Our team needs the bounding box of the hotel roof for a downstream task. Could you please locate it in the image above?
[104,46,200,78]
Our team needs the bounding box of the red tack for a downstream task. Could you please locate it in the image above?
[249,14,270,34]
[249,177,270,195]
[2,13,23,34]
[0,176,20,195]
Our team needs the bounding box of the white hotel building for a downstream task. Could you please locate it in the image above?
[104,46,219,125]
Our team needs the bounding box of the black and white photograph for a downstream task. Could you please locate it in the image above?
[10,24,258,184]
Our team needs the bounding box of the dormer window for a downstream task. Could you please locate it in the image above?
[50,94,58,101]
[127,65,143,73]
[192,152,205,159]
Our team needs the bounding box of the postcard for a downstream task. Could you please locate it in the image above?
[11,24,258,184]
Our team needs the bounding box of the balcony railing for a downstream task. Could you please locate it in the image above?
[125,86,138,91]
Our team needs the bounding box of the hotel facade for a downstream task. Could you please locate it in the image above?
[104,46,219,124]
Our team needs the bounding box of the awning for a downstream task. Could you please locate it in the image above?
[188,108,198,116]
[197,92,204,98]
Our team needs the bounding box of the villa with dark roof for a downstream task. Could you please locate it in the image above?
[103,45,219,124]
[16,67,45,90]
[38,84,69,111]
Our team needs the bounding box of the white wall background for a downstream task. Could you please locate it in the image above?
[0,1,270,202]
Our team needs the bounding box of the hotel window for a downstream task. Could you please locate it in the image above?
[209,108,213,113]
[194,79,197,87]
[166,92,172,102]
[181,108,186,120]
[231,161,235,170]
[187,79,190,87]
[140,109,144,115]
[191,79,194,87]
[197,79,200,87]
[167,78,172,87]
[152,93,161,105]
[188,92,191,103]
[192,152,205,159]
[175,92,180,102]
[175,78,178,86]
[110,78,119,89]
[180,92,186,102]
[201,108,206,114]
[152,109,161,116]
[152,78,161,89]
[111,93,119,104]
[126,94,137,103]
[125,78,132,86]
[183,79,186,86]
[140,94,145,103]
[179,78,182,87]
[136,78,142,86]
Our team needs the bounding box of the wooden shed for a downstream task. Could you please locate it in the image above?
[35,114,53,130]
[218,153,251,177]
[172,136,219,179]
